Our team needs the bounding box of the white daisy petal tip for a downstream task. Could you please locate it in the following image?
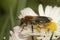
[38,4,45,16]
[10,31,13,35]
[20,7,38,17]
[45,5,53,17]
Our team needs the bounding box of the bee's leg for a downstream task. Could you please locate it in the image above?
[19,21,24,26]
[19,18,26,33]
[31,25,33,33]
[31,36,34,40]
[21,22,27,32]
[20,25,25,32]
[19,18,25,26]
[31,24,34,40]
[30,21,34,33]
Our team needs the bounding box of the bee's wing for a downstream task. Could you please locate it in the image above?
[18,8,38,19]
[38,4,45,16]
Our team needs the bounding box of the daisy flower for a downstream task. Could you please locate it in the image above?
[9,4,60,40]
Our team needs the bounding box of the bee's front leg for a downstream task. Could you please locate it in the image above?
[20,23,27,32]
[20,25,25,32]
[31,24,34,40]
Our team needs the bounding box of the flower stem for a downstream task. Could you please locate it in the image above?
[50,32,54,40]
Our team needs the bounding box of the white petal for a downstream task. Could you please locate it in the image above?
[12,34,20,40]
[51,6,58,22]
[38,4,45,16]
[45,5,53,17]
[13,26,21,33]
[9,32,20,40]
[55,7,60,23]
[10,31,13,36]
[51,6,60,23]
[10,30,27,40]
[52,31,60,40]
[18,8,38,19]
[9,36,12,40]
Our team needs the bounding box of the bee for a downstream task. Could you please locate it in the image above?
[19,16,52,32]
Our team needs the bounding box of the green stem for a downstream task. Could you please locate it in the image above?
[50,32,54,40]
[0,17,8,40]
[9,7,15,27]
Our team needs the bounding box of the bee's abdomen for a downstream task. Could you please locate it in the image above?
[35,16,51,24]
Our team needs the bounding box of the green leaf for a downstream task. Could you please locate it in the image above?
[0,16,9,40]
[14,0,27,25]
[0,0,27,40]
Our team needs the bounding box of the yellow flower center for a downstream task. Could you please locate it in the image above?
[36,21,56,33]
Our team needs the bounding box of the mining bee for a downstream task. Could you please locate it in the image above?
[19,16,51,32]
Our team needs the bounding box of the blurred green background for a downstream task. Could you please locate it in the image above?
[0,0,60,40]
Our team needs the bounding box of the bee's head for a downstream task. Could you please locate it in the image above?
[35,16,51,25]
